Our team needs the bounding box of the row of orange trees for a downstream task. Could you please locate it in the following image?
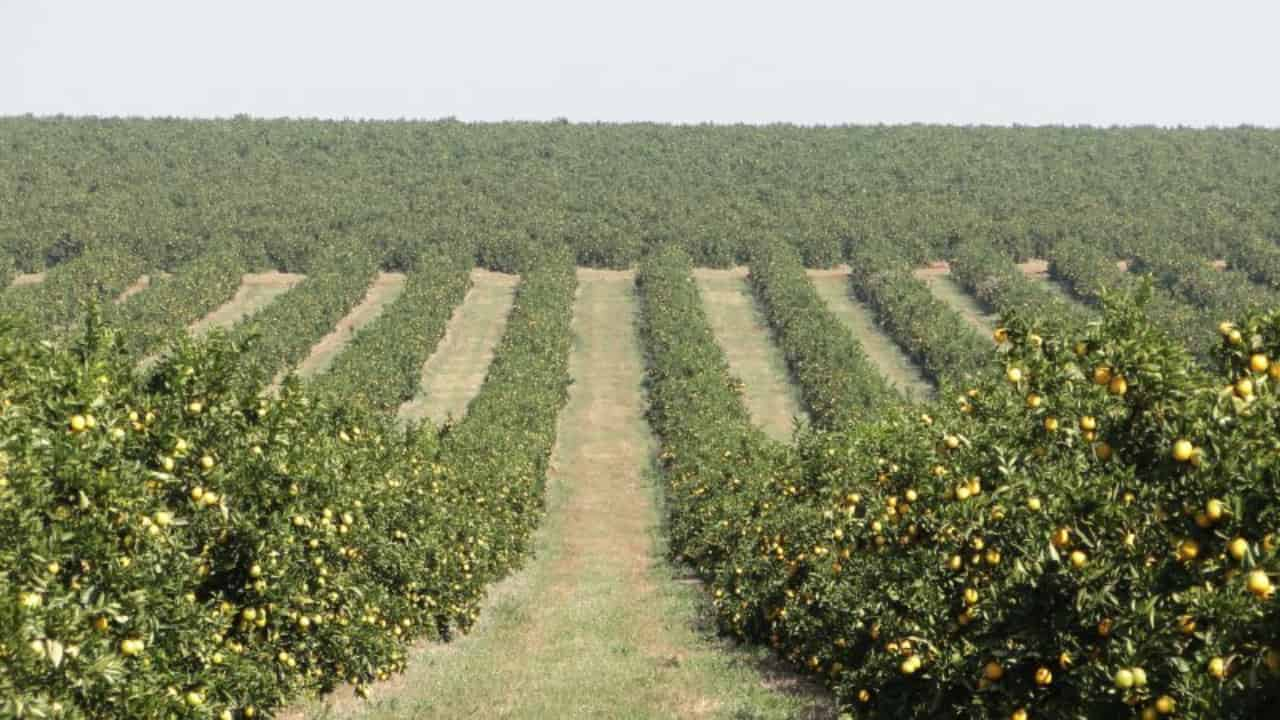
[746,237,896,427]
[0,252,573,719]
[638,243,1280,718]
[309,244,473,413]
[0,247,148,334]
[845,240,989,386]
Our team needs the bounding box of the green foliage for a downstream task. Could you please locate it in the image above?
[1225,236,1280,291]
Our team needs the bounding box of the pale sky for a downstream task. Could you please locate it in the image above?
[3,0,1278,126]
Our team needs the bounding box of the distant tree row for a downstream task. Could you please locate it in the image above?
[2,118,1278,271]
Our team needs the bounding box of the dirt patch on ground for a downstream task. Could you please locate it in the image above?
[1117,259,1132,272]
[693,267,806,441]
[188,272,304,336]
[396,269,517,426]
[1211,259,1227,271]
[286,272,406,381]
[809,267,934,402]
[913,264,998,339]
[1016,258,1050,276]
[9,272,45,287]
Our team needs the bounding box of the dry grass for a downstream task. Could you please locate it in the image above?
[913,263,998,339]
[9,272,45,287]
[115,274,153,304]
[809,266,934,401]
[188,272,304,336]
[287,272,407,380]
[693,268,806,441]
[291,270,833,720]
[396,269,517,425]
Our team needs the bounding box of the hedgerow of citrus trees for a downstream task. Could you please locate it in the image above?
[309,244,473,413]
[1224,236,1280,292]
[747,237,895,427]
[0,247,148,334]
[228,244,379,385]
[1045,238,1215,361]
[845,240,989,387]
[639,246,1280,717]
[7,119,1280,283]
[106,244,250,361]
[0,249,575,718]
[949,240,1092,336]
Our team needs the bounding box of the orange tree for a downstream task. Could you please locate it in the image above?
[638,244,1280,719]
[0,249,575,719]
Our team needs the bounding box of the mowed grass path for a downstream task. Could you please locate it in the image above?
[189,272,305,336]
[693,268,806,441]
[808,267,934,402]
[397,269,517,425]
[302,270,831,720]
[289,272,407,380]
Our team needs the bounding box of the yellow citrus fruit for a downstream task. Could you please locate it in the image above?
[1006,367,1024,383]
[1246,570,1273,598]
[1172,439,1194,462]
[1176,539,1200,562]
[1114,668,1135,689]
[1228,538,1249,561]
[1108,375,1128,396]
[1250,354,1269,373]
[1177,615,1196,635]
[1155,695,1176,715]
[983,661,1004,681]
[1034,666,1053,686]
[1208,656,1226,679]
[1093,365,1112,385]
